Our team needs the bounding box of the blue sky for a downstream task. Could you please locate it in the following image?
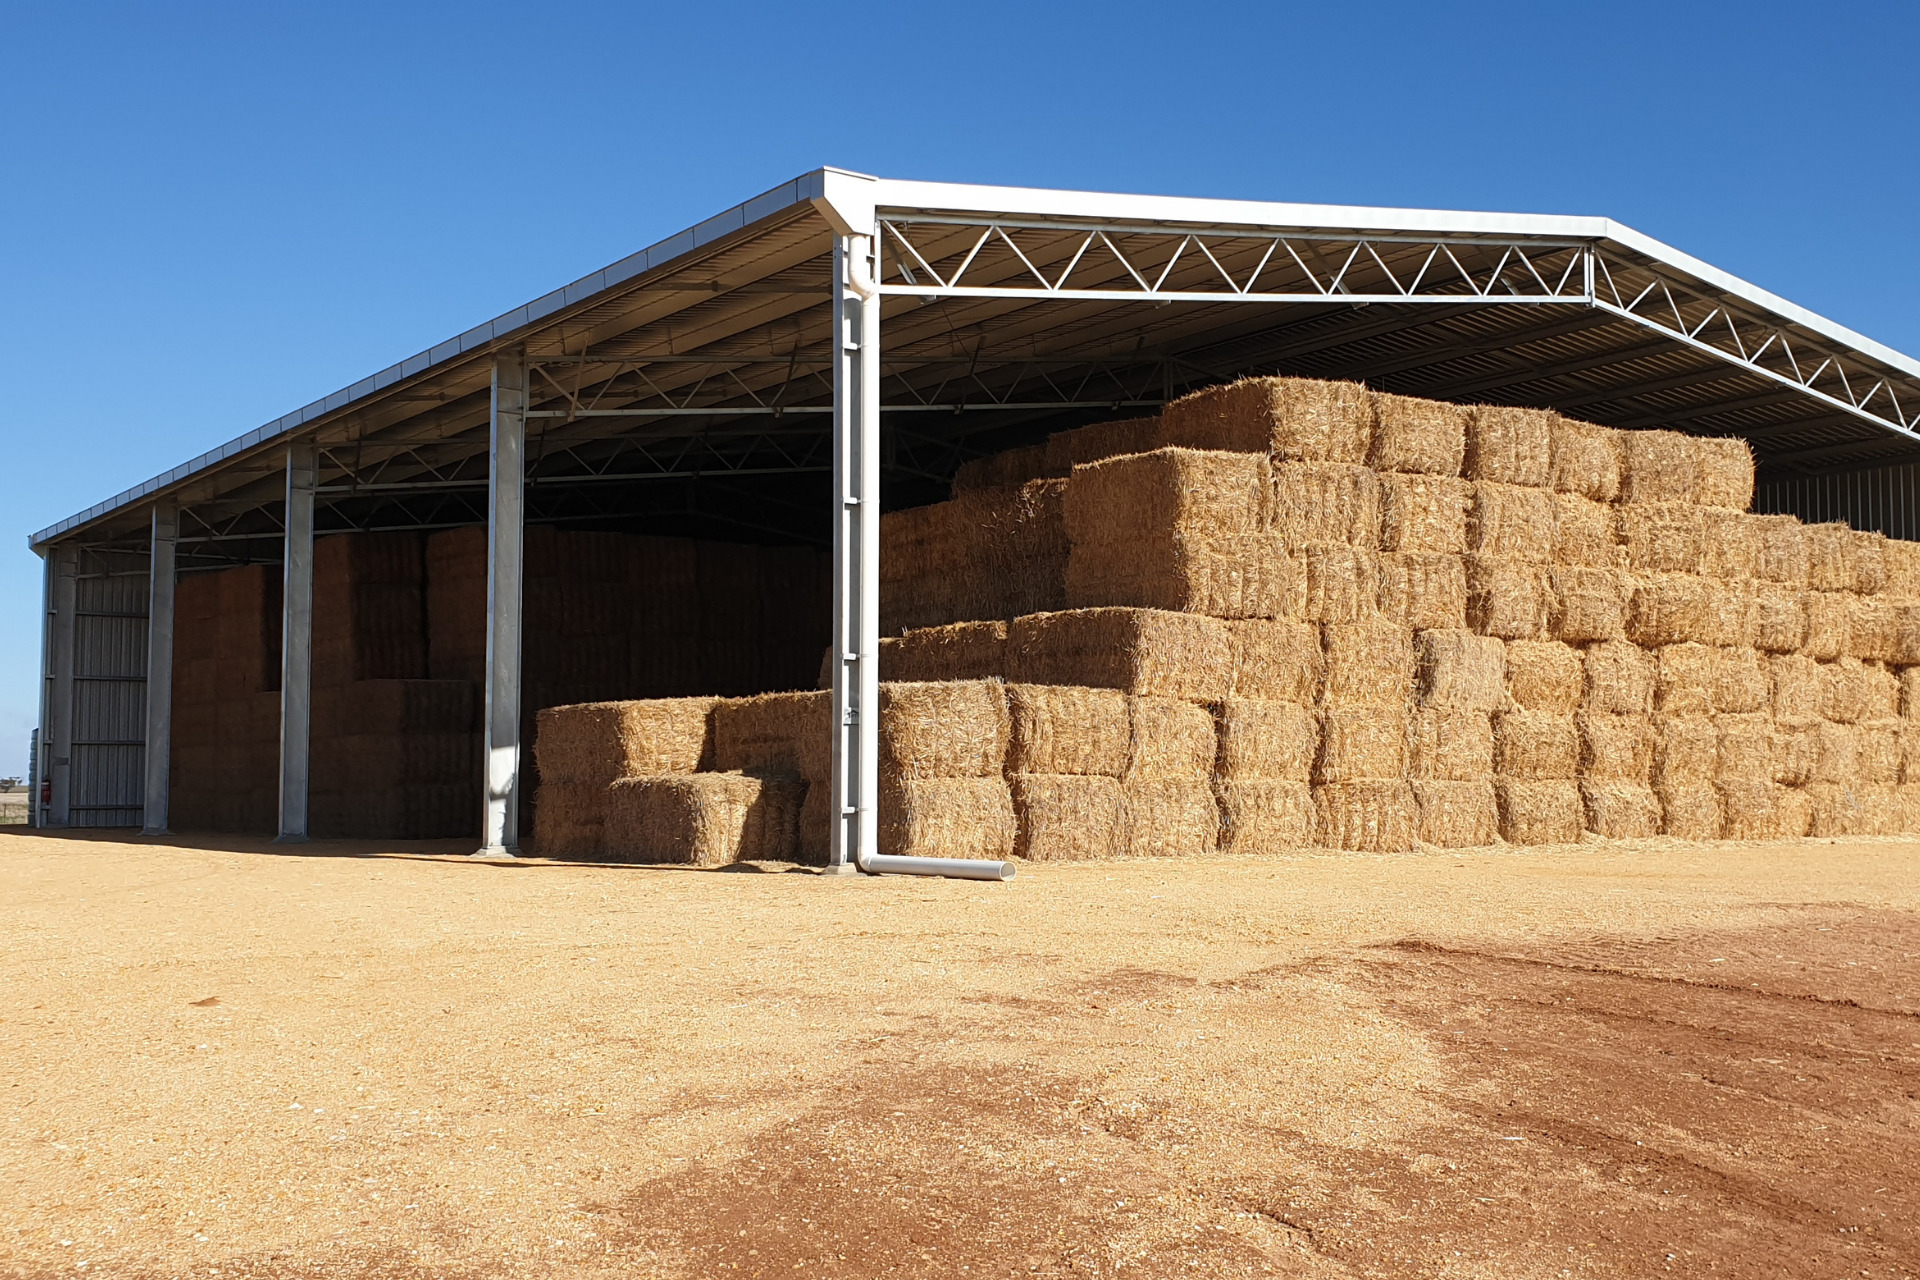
[2,0,1916,777]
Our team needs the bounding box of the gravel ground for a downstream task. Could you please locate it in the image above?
[3,828,1918,1278]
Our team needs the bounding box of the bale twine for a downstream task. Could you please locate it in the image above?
[1625,573,1709,648]
[1008,608,1235,700]
[1464,406,1554,487]
[1617,503,1705,574]
[1322,616,1416,707]
[531,781,609,859]
[881,621,1009,683]
[1159,377,1373,463]
[533,696,718,789]
[1698,509,1760,580]
[1583,639,1656,715]
[1122,778,1220,857]
[1618,430,1699,504]
[1581,781,1662,838]
[1368,392,1467,477]
[1379,473,1472,554]
[1578,712,1655,782]
[1466,555,1551,639]
[1753,515,1811,586]
[1550,492,1620,568]
[1313,780,1417,851]
[1747,582,1807,654]
[1846,597,1896,663]
[1214,699,1318,781]
[1314,707,1410,783]
[1547,417,1621,502]
[1416,629,1507,710]
[1009,774,1124,860]
[1125,697,1217,781]
[1215,779,1315,855]
[1006,684,1130,776]
[1043,418,1166,476]
[1493,711,1579,780]
[1653,643,1716,716]
[1769,653,1824,723]
[1805,523,1858,592]
[1378,551,1468,630]
[880,777,1018,860]
[1409,708,1494,781]
[1548,567,1627,643]
[1298,544,1381,623]
[1468,482,1556,562]
[1412,780,1498,847]
[1228,618,1325,703]
[1694,437,1755,510]
[1505,639,1584,713]
[603,772,803,866]
[953,443,1049,494]
[1801,591,1852,661]
[1271,462,1382,548]
[1657,783,1724,839]
[1495,779,1583,844]
[878,681,1009,780]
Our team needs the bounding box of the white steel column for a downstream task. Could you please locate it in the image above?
[277,442,317,841]
[477,353,526,857]
[829,234,881,874]
[45,544,77,827]
[142,502,178,834]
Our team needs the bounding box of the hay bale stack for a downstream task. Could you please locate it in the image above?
[1379,473,1471,553]
[1159,377,1373,463]
[1314,707,1409,784]
[1505,640,1583,713]
[1801,592,1851,661]
[1493,711,1578,780]
[1126,697,1217,782]
[1495,780,1583,844]
[1314,780,1416,851]
[1618,430,1699,504]
[1465,555,1551,639]
[1625,574,1708,648]
[1753,515,1811,586]
[1653,643,1716,715]
[603,772,803,865]
[1617,504,1704,574]
[1581,781,1662,838]
[879,681,1009,780]
[1008,608,1234,700]
[1417,629,1506,710]
[1122,779,1219,857]
[953,443,1049,493]
[712,691,831,779]
[1465,406,1553,487]
[1322,617,1415,707]
[1008,774,1125,861]
[1043,418,1166,476]
[881,777,1018,860]
[1006,685,1129,776]
[1468,483,1556,562]
[1216,779,1315,855]
[1378,552,1467,630]
[1548,418,1621,502]
[1412,780,1499,847]
[532,781,611,859]
[1698,509,1760,580]
[1747,583,1807,654]
[1804,523,1858,592]
[1214,700,1318,781]
[1271,462,1382,548]
[1694,437,1755,510]
[1368,393,1467,476]
[1551,493,1619,568]
[1409,708,1494,781]
[1578,712,1654,782]
[1229,618,1325,703]
[1583,639,1656,715]
[1548,567,1627,642]
[534,697,717,789]
[880,621,1008,683]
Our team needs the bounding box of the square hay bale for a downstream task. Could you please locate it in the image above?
[1578,712,1655,782]
[1808,721,1858,783]
[1214,699,1318,781]
[1653,643,1716,716]
[1009,773,1125,861]
[1549,567,1626,642]
[1694,437,1755,510]
[1314,707,1409,783]
[1006,685,1130,776]
[1698,508,1760,580]
[1699,581,1751,648]
[1657,783,1724,839]
[1857,719,1902,784]
[1466,555,1551,639]
[1313,780,1417,851]
[1409,708,1494,781]
[532,781,608,859]
[880,777,1018,860]
[1885,537,1920,598]
[1581,781,1663,839]
[1272,463,1382,548]
[1378,552,1468,630]
[1807,781,1900,837]
[1065,447,1264,546]
[1412,780,1498,847]
[1417,629,1507,710]
[1299,544,1381,623]
[1066,531,1299,618]
[1817,657,1877,724]
[1215,779,1315,855]
[953,443,1049,494]
[1891,606,1920,665]
[1322,616,1416,707]
[1548,417,1621,502]
[1505,640,1584,713]
[1368,392,1467,476]
[1042,418,1166,476]
[1769,654,1824,723]
[1551,492,1619,568]
[1718,780,1806,840]
[1618,430,1699,504]
[712,692,831,779]
[1468,483,1556,562]
[1617,503,1705,574]
[1122,778,1220,857]
[1379,473,1472,554]
[1714,713,1776,783]
[1496,779,1583,844]
[1853,530,1889,595]
[1801,592,1851,661]
[1159,377,1373,463]
[1126,697,1217,781]
[1846,597,1895,662]
[1229,618,1325,703]
[1753,515,1811,586]
[1711,646,1772,714]
[1652,715,1718,788]
[534,696,718,788]
[1493,711,1578,780]
[1804,523,1858,592]
[879,681,1009,779]
[1626,574,1708,648]
[1772,723,1818,787]
[1008,608,1235,701]
[603,772,803,866]
[1902,666,1920,719]
[881,621,1008,683]
[1747,583,1806,654]
[1464,406,1554,487]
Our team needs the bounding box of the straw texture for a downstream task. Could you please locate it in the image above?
[1653,643,1716,716]
[1006,685,1129,776]
[1618,430,1698,504]
[880,777,1018,860]
[534,696,718,788]
[1847,597,1895,662]
[1412,780,1499,847]
[1581,781,1662,838]
[1043,418,1165,476]
[1314,707,1409,783]
[1769,653,1824,724]
[1215,780,1314,855]
[1409,708,1494,781]
[1747,583,1806,654]
[1493,711,1578,780]
[712,691,831,780]
[1578,712,1654,782]
[1213,699,1318,781]
[1652,715,1718,789]
[1271,463,1382,548]
[1368,392,1467,477]
[1698,509,1759,580]
[1548,417,1621,502]
[881,621,1009,683]
[1465,555,1551,640]
[1228,618,1325,703]
[1582,639,1656,714]
[1065,447,1265,545]
[1322,616,1416,707]
[953,443,1048,494]
[1464,406,1553,487]
[1007,608,1235,700]
[1416,630,1506,710]
[1379,473,1471,554]
[1496,779,1583,844]
[1377,552,1468,630]
[1313,781,1416,851]
[1505,640,1584,713]
[603,772,803,866]
[1159,377,1373,463]
[1805,523,1858,592]
[1551,493,1619,568]
[1298,544,1380,624]
[1548,567,1626,643]
[878,681,1009,780]
[1753,516,1811,586]
[1713,713,1775,783]
[1711,646,1772,714]
[1694,437,1755,510]
[1657,783,1723,839]
[1625,574,1708,648]
[532,781,608,860]
[1122,778,1220,857]
[1009,773,1124,861]
[1125,697,1218,781]
[1468,483,1556,562]
[1617,504,1704,574]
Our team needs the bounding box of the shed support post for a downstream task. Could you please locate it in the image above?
[477,354,526,858]
[142,502,177,835]
[277,441,316,842]
[828,233,881,874]
[45,544,77,828]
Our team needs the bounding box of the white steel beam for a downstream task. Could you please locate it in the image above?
[277,442,317,841]
[828,235,880,875]
[477,354,526,858]
[45,545,77,828]
[142,502,178,834]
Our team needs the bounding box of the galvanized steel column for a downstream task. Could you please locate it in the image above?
[828,234,881,873]
[477,354,526,857]
[277,441,317,841]
[142,502,178,834]
[45,544,77,827]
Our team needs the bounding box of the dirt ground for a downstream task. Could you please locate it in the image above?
[3,830,1917,1279]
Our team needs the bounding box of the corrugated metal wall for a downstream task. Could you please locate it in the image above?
[1757,462,1920,541]
[70,552,148,826]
